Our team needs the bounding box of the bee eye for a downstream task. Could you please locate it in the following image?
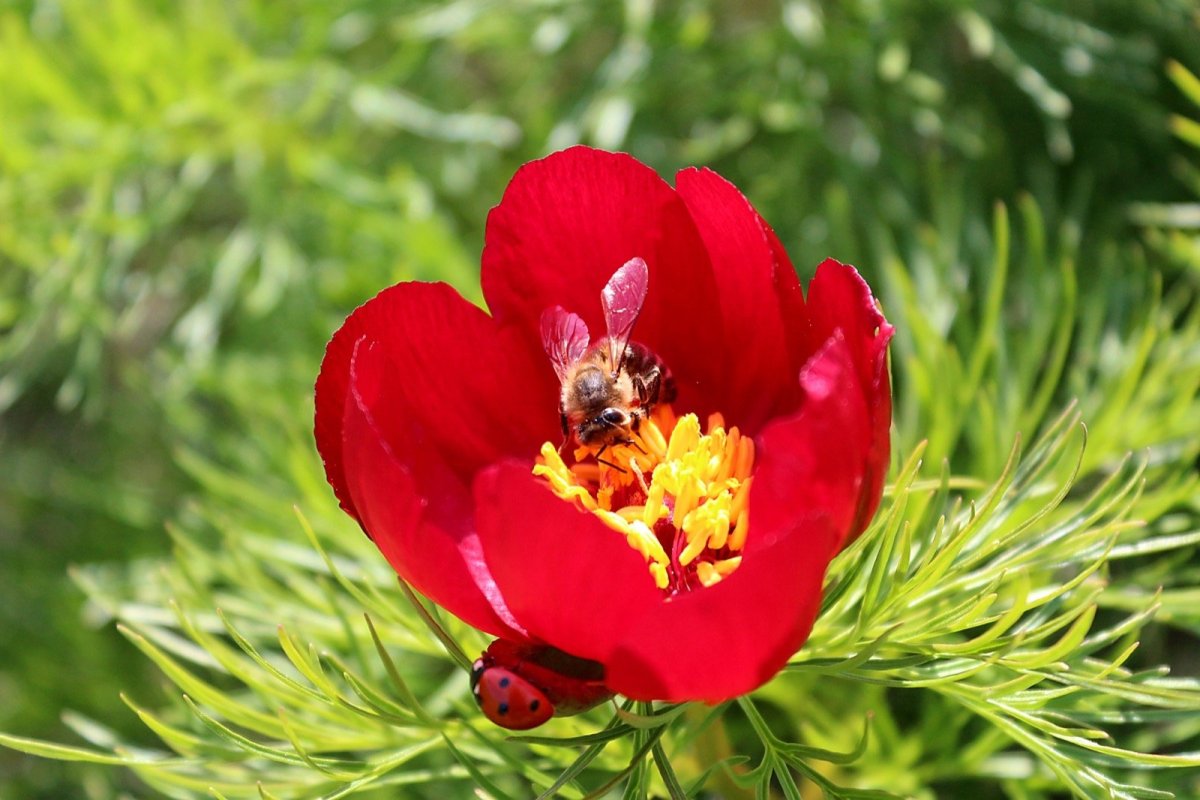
[601,408,626,426]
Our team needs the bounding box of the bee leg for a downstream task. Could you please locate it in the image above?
[632,376,648,405]
[593,444,626,473]
[557,411,571,454]
[625,407,649,450]
[634,367,663,406]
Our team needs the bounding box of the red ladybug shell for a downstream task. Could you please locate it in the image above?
[471,661,554,730]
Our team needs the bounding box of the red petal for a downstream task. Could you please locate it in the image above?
[315,281,558,521]
[751,334,871,545]
[473,462,662,664]
[675,168,790,432]
[605,516,837,703]
[805,260,894,543]
[480,146,729,419]
[760,215,810,418]
[604,338,866,701]
[341,338,527,640]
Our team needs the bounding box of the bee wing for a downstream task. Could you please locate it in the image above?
[601,257,649,373]
[540,305,590,383]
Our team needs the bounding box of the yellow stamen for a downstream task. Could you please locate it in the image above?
[533,409,755,594]
[696,556,742,588]
[735,437,755,481]
[649,562,669,590]
[533,443,598,511]
[571,463,601,484]
[680,492,732,565]
[729,485,752,551]
[597,485,614,511]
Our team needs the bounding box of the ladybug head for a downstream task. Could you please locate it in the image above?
[471,661,555,730]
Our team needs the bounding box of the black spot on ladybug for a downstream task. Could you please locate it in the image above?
[498,676,511,688]
[530,699,540,711]
[498,702,509,716]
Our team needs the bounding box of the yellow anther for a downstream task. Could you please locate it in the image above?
[534,444,599,511]
[623,520,669,566]
[705,507,731,550]
[716,428,739,485]
[731,477,751,520]
[729,504,751,551]
[735,437,755,481]
[559,483,598,511]
[678,530,707,567]
[714,556,742,575]
[641,418,668,458]
[652,404,677,437]
[696,562,721,587]
[597,485,614,511]
[534,410,754,592]
[571,463,601,484]
[595,509,632,535]
[666,414,701,462]
[697,556,743,587]
[538,441,568,471]
[643,482,666,528]
[671,476,704,531]
[680,493,732,564]
[617,505,646,522]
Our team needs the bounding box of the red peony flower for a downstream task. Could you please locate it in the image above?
[314,146,892,725]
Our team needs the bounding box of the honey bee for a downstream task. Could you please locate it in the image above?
[540,257,676,465]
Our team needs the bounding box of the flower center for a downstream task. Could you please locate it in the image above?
[533,407,753,595]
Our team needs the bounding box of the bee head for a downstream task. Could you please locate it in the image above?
[600,408,628,427]
[576,407,632,445]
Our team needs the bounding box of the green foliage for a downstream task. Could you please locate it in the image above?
[1133,60,1200,284]
[2,0,1199,798]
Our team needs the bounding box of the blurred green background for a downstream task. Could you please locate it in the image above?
[2,0,1199,797]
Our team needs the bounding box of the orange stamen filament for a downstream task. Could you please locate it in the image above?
[533,408,754,595]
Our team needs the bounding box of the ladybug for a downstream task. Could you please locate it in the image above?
[470,662,554,730]
[470,639,614,730]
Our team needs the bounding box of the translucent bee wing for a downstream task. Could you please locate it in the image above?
[601,257,649,373]
[540,305,590,383]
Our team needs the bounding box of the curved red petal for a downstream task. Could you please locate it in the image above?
[750,334,871,547]
[473,462,662,664]
[805,260,894,543]
[480,146,729,418]
[674,168,790,433]
[603,336,867,701]
[759,215,810,419]
[605,515,837,703]
[315,281,558,520]
[341,338,527,640]
[604,338,868,700]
